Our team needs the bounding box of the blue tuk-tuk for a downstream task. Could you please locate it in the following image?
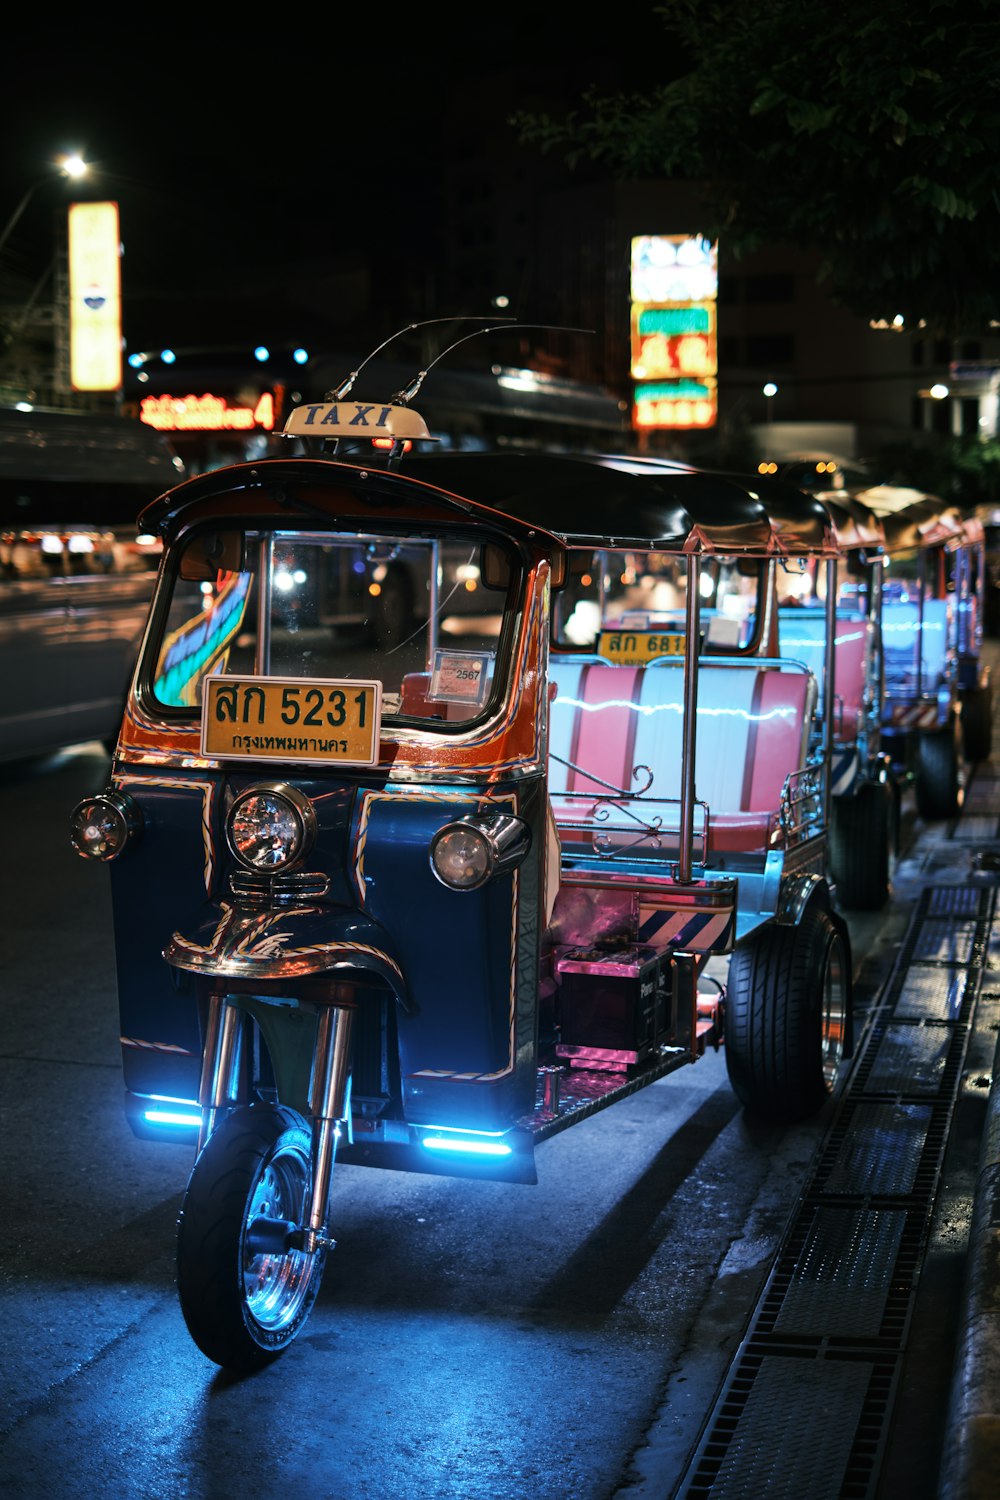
[70,396,853,1370]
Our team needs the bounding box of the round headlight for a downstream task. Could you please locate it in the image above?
[226,783,316,872]
[69,791,142,861]
[430,812,531,890]
[430,824,493,890]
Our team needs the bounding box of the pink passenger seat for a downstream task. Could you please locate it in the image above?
[881,599,950,693]
[777,610,872,741]
[548,657,816,859]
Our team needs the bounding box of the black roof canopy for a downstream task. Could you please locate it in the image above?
[140,448,839,559]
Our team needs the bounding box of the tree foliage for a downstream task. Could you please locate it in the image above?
[872,433,1000,509]
[512,0,1000,334]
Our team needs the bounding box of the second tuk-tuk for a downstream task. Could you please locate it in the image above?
[70,394,854,1372]
[872,491,990,817]
[769,490,898,910]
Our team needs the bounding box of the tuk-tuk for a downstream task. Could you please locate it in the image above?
[770,491,897,909]
[69,396,852,1371]
[871,492,990,817]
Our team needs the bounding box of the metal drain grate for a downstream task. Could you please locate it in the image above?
[672,881,993,1500]
[894,965,968,1020]
[949,815,998,842]
[818,1102,932,1196]
[698,1356,872,1500]
[771,1207,906,1338]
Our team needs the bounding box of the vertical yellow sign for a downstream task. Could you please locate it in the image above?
[630,234,718,431]
[69,202,122,392]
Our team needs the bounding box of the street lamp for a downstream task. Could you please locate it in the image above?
[763,381,778,423]
[0,155,89,261]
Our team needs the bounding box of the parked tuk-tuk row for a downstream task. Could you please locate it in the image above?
[68,391,989,1370]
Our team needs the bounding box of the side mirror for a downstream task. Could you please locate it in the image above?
[179,529,246,581]
[480,542,512,590]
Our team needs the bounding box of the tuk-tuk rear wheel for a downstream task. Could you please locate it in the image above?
[829,781,892,911]
[960,681,993,764]
[915,716,963,820]
[724,907,850,1123]
[177,1103,326,1372]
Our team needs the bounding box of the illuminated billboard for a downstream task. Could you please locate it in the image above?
[633,381,717,430]
[630,303,717,381]
[631,234,718,303]
[69,202,122,392]
[630,234,718,431]
[139,392,276,432]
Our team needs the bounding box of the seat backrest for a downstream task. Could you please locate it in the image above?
[882,598,950,689]
[741,667,816,810]
[777,610,828,685]
[778,608,871,736]
[634,663,754,812]
[831,618,872,730]
[548,659,587,795]
[549,657,816,817]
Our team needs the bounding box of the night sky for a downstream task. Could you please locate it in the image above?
[3,11,663,355]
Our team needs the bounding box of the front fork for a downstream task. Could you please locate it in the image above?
[197,991,355,1254]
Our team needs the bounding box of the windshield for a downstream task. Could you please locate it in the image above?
[775,555,877,615]
[552,549,765,653]
[147,525,520,727]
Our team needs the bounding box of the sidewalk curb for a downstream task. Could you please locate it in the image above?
[940,1028,1000,1499]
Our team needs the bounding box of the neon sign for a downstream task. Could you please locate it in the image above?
[631,235,717,303]
[631,303,717,380]
[630,236,718,431]
[140,392,275,432]
[633,381,718,430]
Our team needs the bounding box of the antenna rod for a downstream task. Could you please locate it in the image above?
[327,315,518,400]
[390,323,596,404]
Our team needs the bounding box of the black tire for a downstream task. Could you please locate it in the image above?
[177,1104,326,1372]
[828,780,892,911]
[960,681,993,763]
[915,714,963,820]
[890,773,902,854]
[725,906,850,1122]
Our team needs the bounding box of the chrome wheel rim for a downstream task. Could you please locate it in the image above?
[820,935,848,1089]
[241,1144,315,1333]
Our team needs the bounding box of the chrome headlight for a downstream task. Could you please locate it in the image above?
[227,782,316,872]
[69,790,142,861]
[429,812,531,891]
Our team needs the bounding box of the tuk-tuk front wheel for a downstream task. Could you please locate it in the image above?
[724,907,850,1122]
[177,1104,326,1371]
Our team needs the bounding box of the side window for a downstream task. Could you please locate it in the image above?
[553,552,764,653]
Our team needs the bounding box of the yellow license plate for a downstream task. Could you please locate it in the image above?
[201,676,381,766]
[598,630,686,666]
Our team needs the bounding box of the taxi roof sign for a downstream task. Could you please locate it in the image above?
[282,400,437,442]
